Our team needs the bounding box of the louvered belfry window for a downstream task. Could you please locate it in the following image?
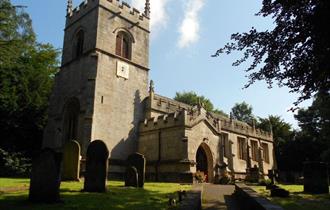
[116,32,131,60]
[75,30,84,58]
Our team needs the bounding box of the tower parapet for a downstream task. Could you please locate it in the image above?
[66,0,150,31]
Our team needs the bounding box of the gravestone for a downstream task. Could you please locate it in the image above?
[83,140,109,192]
[303,161,329,194]
[268,170,275,185]
[178,190,187,202]
[246,165,259,183]
[271,187,290,197]
[29,148,62,203]
[127,153,146,188]
[62,140,80,181]
[125,166,138,187]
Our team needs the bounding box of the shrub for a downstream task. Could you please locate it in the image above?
[0,148,31,177]
[258,178,272,186]
[219,175,231,184]
[217,170,232,184]
[195,171,207,183]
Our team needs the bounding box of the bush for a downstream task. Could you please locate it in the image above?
[258,178,272,186]
[195,171,207,183]
[219,175,231,184]
[0,148,31,177]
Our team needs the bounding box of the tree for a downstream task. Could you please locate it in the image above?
[174,91,228,117]
[213,0,330,106]
[0,0,59,156]
[257,115,295,170]
[231,102,255,124]
[213,109,228,117]
[294,91,330,162]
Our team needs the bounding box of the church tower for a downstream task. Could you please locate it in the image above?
[43,0,150,175]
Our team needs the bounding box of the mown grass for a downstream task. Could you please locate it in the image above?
[0,178,191,210]
[0,178,30,189]
[252,184,330,210]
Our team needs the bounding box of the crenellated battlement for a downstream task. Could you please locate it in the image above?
[66,0,150,30]
[146,93,273,141]
[218,116,273,141]
[66,0,97,27]
[140,111,185,132]
[148,94,191,115]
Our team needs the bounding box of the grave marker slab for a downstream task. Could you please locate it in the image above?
[62,140,80,181]
[29,149,62,203]
[83,140,109,192]
[127,153,146,188]
[304,161,329,194]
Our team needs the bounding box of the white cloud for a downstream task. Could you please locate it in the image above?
[131,0,170,32]
[178,0,205,48]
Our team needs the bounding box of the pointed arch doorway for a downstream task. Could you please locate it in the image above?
[196,143,214,183]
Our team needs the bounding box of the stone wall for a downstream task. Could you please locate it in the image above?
[44,0,150,166]
[186,121,221,183]
[139,112,191,182]
[91,0,150,175]
[139,95,275,182]
[43,54,97,154]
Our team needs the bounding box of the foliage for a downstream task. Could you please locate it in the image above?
[174,91,214,111]
[258,178,272,186]
[0,179,191,210]
[174,91,228,117]
[0,0,59,156]
[194,171,207,183]
[218,173,231,185]
[256,93,330,171]
[231,101,255,124]
[213,108,229,117]
[252,185,330,210]
[294,91,330,163]
[0,148,31,177]
[260,92,330,172]
[257,115,295,170]
[213,0,330,106]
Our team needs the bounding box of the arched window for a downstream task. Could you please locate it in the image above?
[74,30,84,58]
[63,98,80,143]
[116,31,131,60]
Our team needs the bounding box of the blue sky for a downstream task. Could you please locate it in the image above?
[11,0,311,128]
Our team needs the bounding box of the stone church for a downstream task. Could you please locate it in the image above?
[43,0,275,183]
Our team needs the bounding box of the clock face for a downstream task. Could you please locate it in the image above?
[116,60,130,79]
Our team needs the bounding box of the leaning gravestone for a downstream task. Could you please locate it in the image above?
[29,148,62,203]
[62,140,80,181]
[83,140,109,192]
[303,161,329,194]
[127,153,146,188]
[125,166,139,187]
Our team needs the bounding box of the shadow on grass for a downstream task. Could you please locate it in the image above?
[0,184,177,210]
[253,185,330,210]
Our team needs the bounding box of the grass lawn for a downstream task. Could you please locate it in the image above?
[0,178,191,210]
[0,178,30,189]
[252,185,330,210]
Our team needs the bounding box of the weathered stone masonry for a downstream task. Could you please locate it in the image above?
[43,0,275,183]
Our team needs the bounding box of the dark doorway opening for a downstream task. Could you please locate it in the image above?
[196,146,209,182]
